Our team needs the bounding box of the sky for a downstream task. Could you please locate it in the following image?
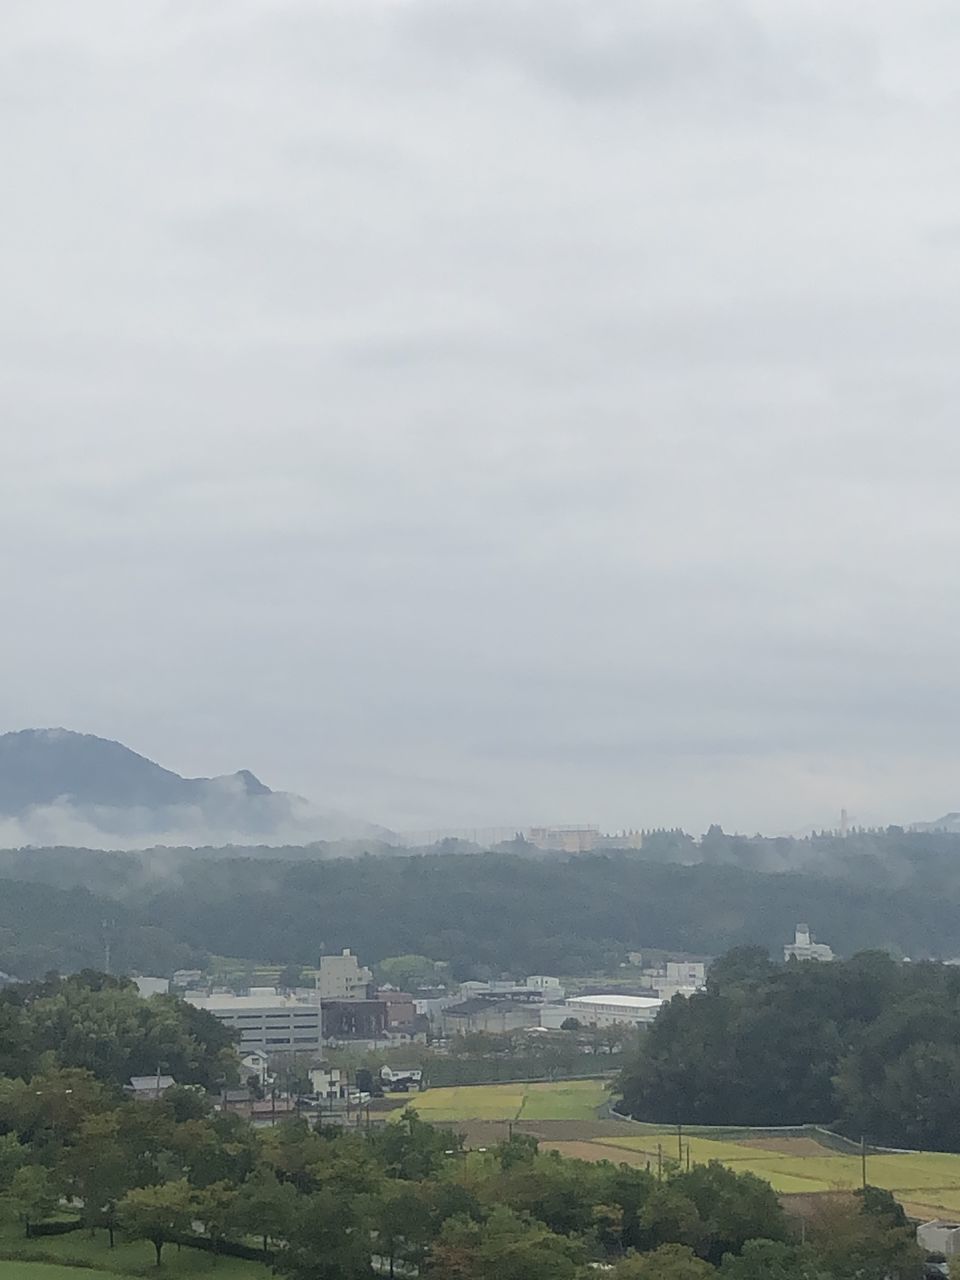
[4,0,960,837]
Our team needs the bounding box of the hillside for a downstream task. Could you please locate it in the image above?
[0,729,385,848]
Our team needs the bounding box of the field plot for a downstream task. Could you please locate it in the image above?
[409,1082,960,1219]
[408,1079,608,1123]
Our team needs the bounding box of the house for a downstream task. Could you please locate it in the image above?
[918,1221,960,1257]
[127,1074,177,1101]
[240,1050,271,1085]
[308,1063,345,1101]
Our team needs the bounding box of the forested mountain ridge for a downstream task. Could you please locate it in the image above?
[5,839,960,978]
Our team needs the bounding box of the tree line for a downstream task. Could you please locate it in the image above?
[618,946,960,1150]
[8,838,960,978]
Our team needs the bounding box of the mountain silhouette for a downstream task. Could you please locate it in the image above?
[0,729,386,848]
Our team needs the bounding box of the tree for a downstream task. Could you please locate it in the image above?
[559,1018,581,1031]
[615,1243,716,1280]
[719,1238,829,1280]
[118,1179,195,1266]
[0,1132,27,1191]
[59,1111,133,1246]
[428,1207,582,1280]
[193,1180,238,1256]
[374,1180,434,1278]
[9,1165,59,1236]
[276,1187,372,1280]
[805,1196,923,1280]
[233,1167,299,1258]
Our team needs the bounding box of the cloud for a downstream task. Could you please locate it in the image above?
[1,0,960,836]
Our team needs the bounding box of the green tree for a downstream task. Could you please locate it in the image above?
[193,1180,238,1256]
[615,1243,716,1280]
[276,1187,372,1280]
[233,1166,299,1258]
[0,1132,27,1191]
[118,1178,195,1266]
[9,1165,59,1236]
[59,1111,133,1245]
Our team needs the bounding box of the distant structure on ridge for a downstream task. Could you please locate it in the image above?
[784,923,835,963]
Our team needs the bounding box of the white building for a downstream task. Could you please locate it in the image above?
[316,949,372,1000]
[917,1221,960,1257]
[308,1063,345,1101]
[134,976,170,998]
[540,994,663,1030]
[186,991,323,1055]
[784,924,835,963]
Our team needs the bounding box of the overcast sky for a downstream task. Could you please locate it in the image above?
[4,0,960,836]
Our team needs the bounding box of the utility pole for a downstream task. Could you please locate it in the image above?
[686,1142,691,1172]
[861,1135,867,1189]
[677,1122,683,1163]
[657,1143,663,1182]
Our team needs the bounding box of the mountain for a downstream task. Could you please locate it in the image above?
[0,729,387,849]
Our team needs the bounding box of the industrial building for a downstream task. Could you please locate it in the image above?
[540,993,663,1030]
[185,990,323,1055]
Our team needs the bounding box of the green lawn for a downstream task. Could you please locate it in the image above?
[0,1208,269,1280]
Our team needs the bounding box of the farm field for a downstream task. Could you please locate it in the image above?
[408,1081,960,1219]
[407,1079,609,1123]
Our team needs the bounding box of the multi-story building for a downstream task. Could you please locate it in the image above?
[527,826,599,853]
[185,990,323,1055]
[315,949,373,1000]
[784,924,835,963]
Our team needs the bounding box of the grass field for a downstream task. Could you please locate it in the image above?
[407,1079,610,1123]
[0,1265,119,1280]
[408,1081,960,1220]
[0,1205,269,1280]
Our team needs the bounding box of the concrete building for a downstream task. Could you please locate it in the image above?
[540,994,663,1030]
[784,924,835,963]
[440,998,542,1036]
[917,1221,960,1257]
[186,991,323,1055]
[316,949,373,1000]
[240,1050,271,1085]
[376,989,417,1028]
[527,826,599,853]
[322,999,387,1042]
[134,976,170,998]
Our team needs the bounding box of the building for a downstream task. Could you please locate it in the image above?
[127,1074,177,1101]
[440,998,542,1036]
[316,949,373,1000]
[322,999,387,1042]
[240,1050,271,1085]
[308,1063,346,1102]
[784,924,835,963]
[134,976,170,998]
[527,826,599,853]
[186,991,323,1055]
[540,994,663,1030]
[376,989,417,1028]
[917,1221,960,1257]
[635,961,705,1000]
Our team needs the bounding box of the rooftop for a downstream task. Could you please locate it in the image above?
[566,994,663,1009]
[187,993,319,1010]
